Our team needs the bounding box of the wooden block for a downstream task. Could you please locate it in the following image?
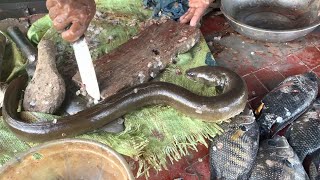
[72,20,201,98]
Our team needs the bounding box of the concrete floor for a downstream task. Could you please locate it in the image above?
[134,12,320,180]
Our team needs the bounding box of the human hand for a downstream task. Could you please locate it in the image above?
[46,0,96,42]
[179,0,214,26]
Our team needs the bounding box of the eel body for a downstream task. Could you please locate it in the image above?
[2,66,248,142]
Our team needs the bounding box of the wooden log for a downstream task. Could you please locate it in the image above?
[72,20,201,98]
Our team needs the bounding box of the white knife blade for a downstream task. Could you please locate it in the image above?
[72,36,100,100]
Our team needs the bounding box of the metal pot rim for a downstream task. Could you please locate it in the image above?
[220,6,320,34]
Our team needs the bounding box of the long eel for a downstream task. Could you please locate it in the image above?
[2,66,248,142]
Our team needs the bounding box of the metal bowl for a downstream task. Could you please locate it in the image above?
[220,0,320,42]
[0,139,135,180]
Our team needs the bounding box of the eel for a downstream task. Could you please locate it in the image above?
[2,66,248,142]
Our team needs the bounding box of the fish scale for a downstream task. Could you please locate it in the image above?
[285,99,320,161]
[228,140,251,161]
[308,149,320,180]
[256,72,318,139]
[249,136,309,180]
[210,109,259,179]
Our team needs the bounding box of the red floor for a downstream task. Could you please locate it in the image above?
[133,12,320,180]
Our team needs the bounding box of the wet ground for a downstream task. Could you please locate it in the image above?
[134,11,320,180]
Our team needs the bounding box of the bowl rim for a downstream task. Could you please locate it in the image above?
[0,138,135,180]
[220,6,320,34]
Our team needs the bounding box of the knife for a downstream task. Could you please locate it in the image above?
[72,36,100,100]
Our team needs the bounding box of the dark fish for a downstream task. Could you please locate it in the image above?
[249,136,309,180]
[306,149,320,180]
[256,72,318,139]
[285,98,320,161]
[210,108,259,180]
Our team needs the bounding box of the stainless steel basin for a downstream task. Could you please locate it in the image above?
[221,0,320,42]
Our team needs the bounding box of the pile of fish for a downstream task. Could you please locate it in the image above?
[210,72,320,180]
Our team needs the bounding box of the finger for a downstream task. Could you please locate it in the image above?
[181,8,196,23]
[188,2,199,8]
[179,9,191,22]
[188,0,198,4]
[190,7,206,26]
[202,0,211,4]
[189,0,210,7]
[55,0,68,7]
[52,13,71,31]
[46,0,58,9]
[48,6,62,20]
[61,22,86,42]
[179,12,191,23]
[189,2,208,8]
[69,10,87,26]
[180,8,196,23]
